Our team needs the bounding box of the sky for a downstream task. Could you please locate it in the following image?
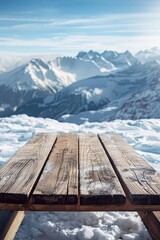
[0,0,160,56]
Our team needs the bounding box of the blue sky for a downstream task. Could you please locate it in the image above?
[0,0,160,56]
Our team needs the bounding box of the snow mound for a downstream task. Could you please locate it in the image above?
[0,115,159,239]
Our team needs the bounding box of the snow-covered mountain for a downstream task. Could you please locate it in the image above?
[0,53,111,117]
[0,58,76,92]
[0,50,139,117]
[0,58,76,116]
[0,56,43,73]
[77,50,137,69]
[16,60,160,121]
[16,75,117,117]
[1,49,160,240]
[136,47,160,64]
[0,54,59,74]
[58,61,160,123]
[0,48,160,119]
[115,62,160,120]
[48,50,138,81]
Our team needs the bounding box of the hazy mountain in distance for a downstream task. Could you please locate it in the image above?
[0,48,159,119]
[0,58,76,116]
[16,59,160,121]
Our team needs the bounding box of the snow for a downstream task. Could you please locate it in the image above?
[0,115,159,239]
[0,103,11,112]
[0,55,57,73]
[136,47,160,64]
[55,61,160,123]
[52,56,111,81]
[76,50,137,70]
[36,75,119,119]
[0,49,159,239]
[0,58,77,93]
[0,49,135,94]
[1,49,159,120]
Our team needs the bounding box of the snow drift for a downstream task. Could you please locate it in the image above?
[0,115,160,239]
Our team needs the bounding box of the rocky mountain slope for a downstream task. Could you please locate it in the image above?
[0,48,160,120]
[0,50,138,117]
[0,58,76,116]
[16,59,160,121]
[58,61,160,123]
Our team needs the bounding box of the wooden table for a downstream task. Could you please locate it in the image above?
[0,133,160,239]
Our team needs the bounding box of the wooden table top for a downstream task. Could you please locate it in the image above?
[0,133,160,211]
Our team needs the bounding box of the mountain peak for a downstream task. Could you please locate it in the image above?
[76,50,100,60]
[29,58,49,69]
[76,51,87,59]
[123,50,133,56]
[0,49,159,119]
[101,50,118,58]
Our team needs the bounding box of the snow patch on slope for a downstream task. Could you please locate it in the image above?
[0,58,76,93]
[136,47,160,64]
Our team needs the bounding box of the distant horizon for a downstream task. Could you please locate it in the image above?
[0,0,160,56]
[0,47,159,59]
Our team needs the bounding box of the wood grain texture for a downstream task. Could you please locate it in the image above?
[79,134,126,205]
[1,202,160,211]
[32,134,78,204]
[0,133,57,204]
[99,134,160,205]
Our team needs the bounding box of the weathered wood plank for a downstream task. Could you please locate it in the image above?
[139,211,160,240]
[0,133,57,204]
[0,211,25,240]
[99,134,160,205]
[1,202,160,212]
[79,134,126,205]
[32,134,78,204]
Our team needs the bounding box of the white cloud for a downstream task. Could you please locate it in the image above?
[1,12,160,29]
[0,34,160,54]
[0,12,160,55]
[0,13,160,42]
[0,17,52,23]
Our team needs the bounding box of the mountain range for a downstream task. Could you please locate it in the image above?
[0,48,160,120]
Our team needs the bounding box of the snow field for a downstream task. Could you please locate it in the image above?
[0,115,159,239]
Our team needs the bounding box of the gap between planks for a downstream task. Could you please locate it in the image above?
[0,133,57,204]
[99,133,160,205]
[32,134,79,205]
[79,134,126,205]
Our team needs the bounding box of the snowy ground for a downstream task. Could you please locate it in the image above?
[0,115,160,240]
